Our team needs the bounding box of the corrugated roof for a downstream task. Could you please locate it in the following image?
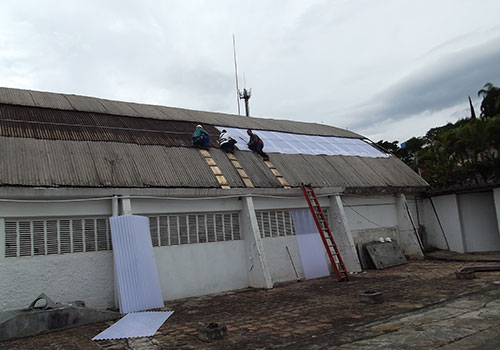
[0,137,223,188]
[0,137,427,189]
[0,87,361,138]
[0,87,429,190]
[0,104,221,147]
[269,153,428,188]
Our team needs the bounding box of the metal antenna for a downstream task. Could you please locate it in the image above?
[232,34,241,115]
[239,74,251,117]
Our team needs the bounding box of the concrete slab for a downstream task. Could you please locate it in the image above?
[365,241,408,269]
[439,326,500,350]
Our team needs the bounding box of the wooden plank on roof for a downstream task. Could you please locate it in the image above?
[224,152,255,188]
[198,149,231,189]
[264,159,291,188]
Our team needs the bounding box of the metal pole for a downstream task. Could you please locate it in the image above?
[232,34,241,115]
[429,197,451,250]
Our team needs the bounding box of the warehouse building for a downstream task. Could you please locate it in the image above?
[0,87,427,310]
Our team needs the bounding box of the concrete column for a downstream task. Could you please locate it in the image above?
[494,188,500,241]
[120,197,132,215]
[240,195,273,289]
[328,195,362,272]
[396,194,424,258]
[111,196,119,217]
[0,218,4,259]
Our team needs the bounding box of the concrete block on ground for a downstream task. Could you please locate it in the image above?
[0,305,121,342]
[364,241,408,269]
[198,323,227,343]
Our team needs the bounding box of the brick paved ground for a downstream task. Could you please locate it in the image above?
[2,260,500,350]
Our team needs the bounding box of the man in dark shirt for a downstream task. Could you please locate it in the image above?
[247,129,269,161]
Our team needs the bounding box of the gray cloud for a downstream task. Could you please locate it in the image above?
[344,36,500,130]
[2,0,500,142]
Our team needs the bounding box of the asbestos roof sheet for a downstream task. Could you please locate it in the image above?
[0,88,428,190]
[0,137,221,188]
[0,136,426,189]
[209,149,245,188]
[0,87,361,138]
[269,153,428,188]
[0,104,221,147]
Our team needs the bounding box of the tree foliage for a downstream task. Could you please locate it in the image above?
[378,83,500,190]
[478,82,500,118]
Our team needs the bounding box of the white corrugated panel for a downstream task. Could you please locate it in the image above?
[92,311,174,340]
[110,215,164,313]
[216,126,388,158]
[292,210,330,279]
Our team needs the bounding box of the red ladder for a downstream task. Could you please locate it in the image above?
[301,183,349,282]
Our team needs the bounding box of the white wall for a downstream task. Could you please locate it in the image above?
[263,236,305,283]
[0,251,114,310]
[154,241,248,300]
[421,190,500,253]
[0,200,112,218]
[131,197,242,215]
[421,194,463,252]
[495,188,500,238]
[0,198,116,310]
[342,195,399,244]
[0,191,439,312]
[458,192,500,252]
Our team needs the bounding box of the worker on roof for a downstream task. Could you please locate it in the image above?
[247,129,269,161]
[218,129,237,153]
[192,124,210,149]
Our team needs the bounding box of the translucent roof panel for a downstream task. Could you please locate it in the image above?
[216,126,389,158]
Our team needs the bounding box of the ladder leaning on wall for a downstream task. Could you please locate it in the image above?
[301,183,349,282]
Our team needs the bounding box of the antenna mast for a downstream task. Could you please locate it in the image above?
[232,34,241,115]
[240,73,251,116]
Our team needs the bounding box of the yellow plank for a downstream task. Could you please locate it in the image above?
[215,175,229,187]
[205,158,216,166]
[264,160,275,168]
[278,177,290,187]
[198,149,211,158]
[237,169,248,178]
[243,178,255,188]
[231,161,242,169]
[211,166,223,175]
[227,153,237,161]
[270,168,282,177]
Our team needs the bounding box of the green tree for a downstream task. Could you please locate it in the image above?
[376,140,399,153]
[478,82,500,118]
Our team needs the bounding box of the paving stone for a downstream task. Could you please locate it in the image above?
[2,261,500,350]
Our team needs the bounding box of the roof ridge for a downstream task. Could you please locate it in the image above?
[0,86,362,138]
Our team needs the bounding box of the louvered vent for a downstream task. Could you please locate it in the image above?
[4,217,111,258]
[256,210,300,238]
[147,212,241,247]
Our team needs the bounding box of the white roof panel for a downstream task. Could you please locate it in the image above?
[217,127,388,158]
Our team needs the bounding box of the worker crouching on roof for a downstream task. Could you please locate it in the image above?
[192,124,210,149]
[247,129,269,161]
[219,129,237,153]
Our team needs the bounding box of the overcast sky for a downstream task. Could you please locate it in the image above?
[1,1,499,142]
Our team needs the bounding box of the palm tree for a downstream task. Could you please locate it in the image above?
[478,82,500,118]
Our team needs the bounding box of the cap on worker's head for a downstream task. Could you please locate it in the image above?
[222,129,227,133]
[196,124,202,129]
